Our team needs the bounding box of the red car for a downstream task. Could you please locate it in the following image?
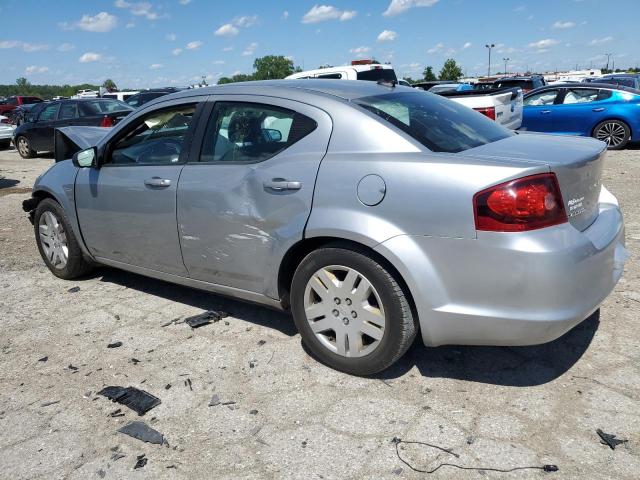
[0,96,44,116]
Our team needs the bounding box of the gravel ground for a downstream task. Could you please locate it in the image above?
[0,144,638,479]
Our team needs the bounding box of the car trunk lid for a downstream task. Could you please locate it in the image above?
[462,132,606,231]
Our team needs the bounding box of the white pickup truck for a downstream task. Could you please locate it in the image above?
[288,63,523,129]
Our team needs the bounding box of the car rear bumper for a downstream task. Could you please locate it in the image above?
[375,186,627,347]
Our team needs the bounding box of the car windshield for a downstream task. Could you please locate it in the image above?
[81,99,133,114]
[354,91,512,153]
[492,80,532,89]
[599,78,636,88]
[356,68,398,82]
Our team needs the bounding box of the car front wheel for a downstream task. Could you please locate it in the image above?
[34,198,93,279]
[290,245,417,375]
[16,135,36,158]
[593,120,630,150]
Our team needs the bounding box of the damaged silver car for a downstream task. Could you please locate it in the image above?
[24,80,627,375]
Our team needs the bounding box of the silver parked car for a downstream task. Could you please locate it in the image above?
[23,80,627,375]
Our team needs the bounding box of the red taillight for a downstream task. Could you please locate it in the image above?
[100,115,114,127]
[473,106,496,121]
[473,173,567,232]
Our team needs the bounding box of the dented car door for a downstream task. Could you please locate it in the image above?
[177,95,332,298]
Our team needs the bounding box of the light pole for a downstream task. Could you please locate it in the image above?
[502,57,509,75]
[485,44,495,77]
[605,53,612,72]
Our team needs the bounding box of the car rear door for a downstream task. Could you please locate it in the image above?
[177,95,332,298]
[550,88,605,136]
[30,102,60,151]
[75,98,206,275]
[522,88,562,133]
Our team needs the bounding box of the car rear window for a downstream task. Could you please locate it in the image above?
[491,80,532,90]
[79,99,133,116]
[24,97,43,103]
[599,78,636,88]
[356,68,398,82]
[354,91,512,153]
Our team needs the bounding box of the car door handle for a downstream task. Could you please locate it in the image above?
[592,107,605,112]
[263,179,302,191]
[144,177,171,188]
[540,110,552,114]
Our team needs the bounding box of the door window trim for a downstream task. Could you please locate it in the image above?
[100,101,203,168]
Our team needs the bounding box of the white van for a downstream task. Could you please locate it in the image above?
[286,61,397,82]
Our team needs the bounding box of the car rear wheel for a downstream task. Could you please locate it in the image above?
[290,245,417,375]
[593,120,630,150]
[34,198,93,279]
[16,135,36,158]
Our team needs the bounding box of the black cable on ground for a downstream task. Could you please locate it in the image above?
[392,437,559,474]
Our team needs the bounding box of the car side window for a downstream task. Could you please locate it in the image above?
[108,105,196,165]
[199,102,317,163]
[38,103,60,121]
[524,90,559,106]
[563,89,600,104]
[58,103,78,120]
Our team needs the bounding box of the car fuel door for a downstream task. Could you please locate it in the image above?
[177,96,332,298]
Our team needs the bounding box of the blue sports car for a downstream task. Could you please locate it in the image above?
[521,83,640,149]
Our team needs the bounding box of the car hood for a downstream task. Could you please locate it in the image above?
[54,126,112,162]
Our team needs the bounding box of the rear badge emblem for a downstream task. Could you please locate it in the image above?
[567,196,585,217]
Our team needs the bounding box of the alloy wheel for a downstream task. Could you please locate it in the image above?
[38,211,68,269]
[17,137,30,157]
[303,265,386,358]
[596,122,627,148]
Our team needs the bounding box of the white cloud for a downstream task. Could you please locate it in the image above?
[166,33,176,41]
[58,43,75,52]
[212,60,225,64]
[25,65,49,74]
[215,23,239,36]
[528,38,559,49]
[79,52,102,63]
[589,36,613,45]
[552,20,575,29]
[282,11,289,19]
[125,22,135,28]
[427,42,444,54]
[186,40,202,50]
[377,30,397,42]
[302,5,357,24]
[383,0,439,17]
[172,48,183,56]
[0,40,50,52]
[114,1,163,21]
[233,15,259,27]
[76,12,118,32]
[242,42,258,56]
[179,0,191,4]
[462,42,472,49]
[150,63,163,69]
[349,46,370,58]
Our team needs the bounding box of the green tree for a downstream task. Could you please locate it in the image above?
[252,55,295,80]
[403,77,416,84]
[422,66,437,81]
[102,79,117,91]
[439,59,463,81]
[16,77,29,87]
[217,73,254,85]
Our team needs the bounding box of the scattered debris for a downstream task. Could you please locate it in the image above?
[302,440,308,448]
[98,386,161,416]
[109,408,125,418]
[134,454,148,469]
[167,465,177,469]
[466,436,475,445]
[107,341,123,348]
[130,358,141,365]
[165,384,171,390]
[184,310,223,328]
[184,378,193,391]
[391,437,558,474]
[118,421,164,445]
[67,364,79,371]
[161,318,182,327]
[249,360,256,368]
[250,425,262,436]
[41,400,60,407]
[221,401,236,406]
[257,340,266,346]
[68,286,81,293]
[597,429,628,450]
[38,356,48,362]
[249,409,258,415]
[97,469,106,478]
[112,453,126,461]
[208,394,221,407]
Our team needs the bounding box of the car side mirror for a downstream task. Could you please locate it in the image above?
[73,147,97,168]
[263,128,282,142]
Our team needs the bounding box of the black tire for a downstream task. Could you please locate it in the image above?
[593,119,631,150]
[34,198,93,279]
[290,245,418,375]
[16,135,36,158]
[0,139,10,149]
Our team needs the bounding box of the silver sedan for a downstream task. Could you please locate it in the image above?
[23,80,627,375]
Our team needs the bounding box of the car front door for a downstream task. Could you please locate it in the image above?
[522,89,562,133]
[30,102,60,151]
[75,99,205,275]
[551,88,611,136]
[177,96,332,298]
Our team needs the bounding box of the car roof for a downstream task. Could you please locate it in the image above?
[157,79,414,103]
[601,73,639,78]
[525,82,640,96]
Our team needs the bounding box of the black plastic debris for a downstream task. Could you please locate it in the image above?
[67,364,79,372]
[249,409,258,415]
[134,454,148,469]
[118,421,164,445]
[257,340,266,346]
[38,356,48,362]
[130,358,141,365]
[165,384,171,390]
[184,378,193,390]
[41,400,60,407]
[98,386,161,416]
[597,429,628,450]
[68,286,81,293]
[208,394,220,407]
[107,341,123,348]
[184,310,222,328]
[109,408,125,418]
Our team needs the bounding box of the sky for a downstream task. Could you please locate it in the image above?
[0,0,638,88]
